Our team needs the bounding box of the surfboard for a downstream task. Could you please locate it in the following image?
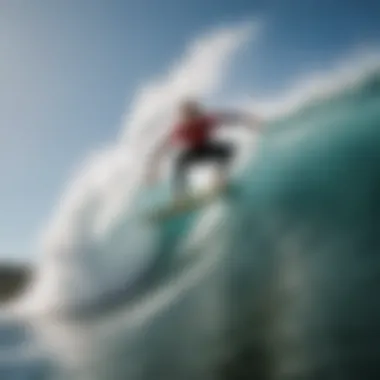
[143,183,229,222]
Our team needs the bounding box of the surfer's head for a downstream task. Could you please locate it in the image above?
[178,98,204,120]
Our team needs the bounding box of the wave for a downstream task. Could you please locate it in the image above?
[9,47,380,379]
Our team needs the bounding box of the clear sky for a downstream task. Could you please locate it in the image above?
[1,0,380,260]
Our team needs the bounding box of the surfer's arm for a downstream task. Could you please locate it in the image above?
[215,111,262,132]
[153,136,171,159]
[146,136,172,184]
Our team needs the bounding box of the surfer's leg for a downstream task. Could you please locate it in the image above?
[173,159,187,199]
[205,142,234,189]
[173,149,197,199]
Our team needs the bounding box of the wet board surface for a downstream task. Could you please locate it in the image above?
[143,183,229,222]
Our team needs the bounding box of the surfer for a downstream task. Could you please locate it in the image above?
[147,99,261,199]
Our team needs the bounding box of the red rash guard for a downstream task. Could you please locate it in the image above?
[171,115,219,148]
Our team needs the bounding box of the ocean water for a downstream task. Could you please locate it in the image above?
[1,70,380,380]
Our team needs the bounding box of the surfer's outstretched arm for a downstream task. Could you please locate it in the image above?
[215,111,262,132]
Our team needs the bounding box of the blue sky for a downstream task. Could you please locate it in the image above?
[1,0,380,260]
